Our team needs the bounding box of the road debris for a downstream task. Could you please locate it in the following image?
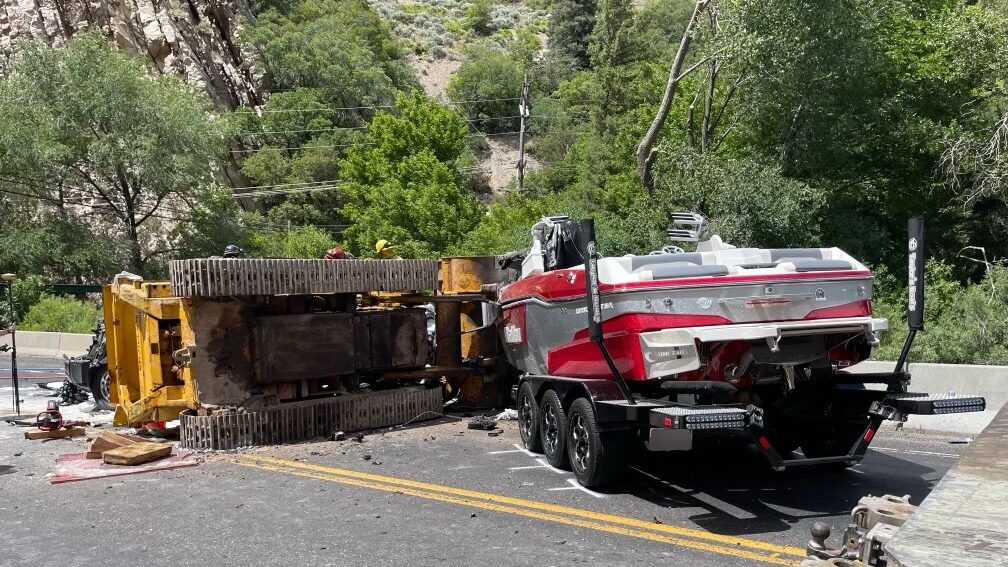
[50,450,196,484]
[333,431,346,441]
[494,408,518,421]
[467,415,497,431]
[24,427,85,440]
[87,432,147,459]
[102,442,172,465]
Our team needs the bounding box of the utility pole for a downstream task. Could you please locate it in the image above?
[2,273,19,416]
[516,74,530,192]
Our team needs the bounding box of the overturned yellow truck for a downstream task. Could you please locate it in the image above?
[102,257,505,449]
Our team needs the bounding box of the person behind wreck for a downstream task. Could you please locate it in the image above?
[323,246,353,259]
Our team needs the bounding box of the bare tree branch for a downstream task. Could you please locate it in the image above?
[636,0,712,190]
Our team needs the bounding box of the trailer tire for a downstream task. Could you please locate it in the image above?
[540,390,569,469]
[517,382,542,453]
[566,397,624,488]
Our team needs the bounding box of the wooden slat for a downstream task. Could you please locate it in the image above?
[102,441,172,465]
[24,427,86,440]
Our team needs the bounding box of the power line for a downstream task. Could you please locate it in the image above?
[230,141,373,154]
[239,125,369,136]
[233,184,342,198]
[233,179,340,191]
[0,185,190,223]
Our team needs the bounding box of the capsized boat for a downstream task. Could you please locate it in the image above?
[497,215,888,385]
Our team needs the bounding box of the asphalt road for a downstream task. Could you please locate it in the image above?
[0,355,66,383]
[0,411,968,567]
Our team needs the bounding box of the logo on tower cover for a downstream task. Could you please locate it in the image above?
[908,237,918,252]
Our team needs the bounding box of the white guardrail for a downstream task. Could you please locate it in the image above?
[850,360,1008,434]
[0,331,93,358]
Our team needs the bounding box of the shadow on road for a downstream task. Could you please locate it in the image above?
[611,437,939,537]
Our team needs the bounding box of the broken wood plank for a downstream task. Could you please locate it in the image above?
[102,442,172,465]
[24,427,86,440]
[86,432,146,459]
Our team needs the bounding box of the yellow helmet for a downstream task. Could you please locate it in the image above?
[375,239,396,258]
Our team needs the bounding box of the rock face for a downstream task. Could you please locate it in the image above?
[0,0,263,109]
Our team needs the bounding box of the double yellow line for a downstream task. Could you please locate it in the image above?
[235,455,804,565]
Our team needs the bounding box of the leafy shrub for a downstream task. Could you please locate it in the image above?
[655,151,826,249]
[248,225,335,259]
[20,295,100,334]
[874,263,1008,365]
[447,48,524,133]
[0,275,46,327]
[454,193,550,255]
[489,4,521,31]
[507,28,542,67]
[465,0,495,35]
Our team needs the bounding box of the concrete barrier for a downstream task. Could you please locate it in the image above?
[849,360,1008,434]
[0,331,93,358]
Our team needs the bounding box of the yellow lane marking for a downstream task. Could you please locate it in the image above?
[240,454,804,557]
[239,459,796,566]
[236,455,804,563]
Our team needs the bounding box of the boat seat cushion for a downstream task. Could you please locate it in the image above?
[649,264,730,279]
[630,253,703,271]
[790,259,852,272]
[769,248,823,261]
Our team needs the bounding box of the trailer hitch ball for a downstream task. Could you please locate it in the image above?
[807,521,845,560]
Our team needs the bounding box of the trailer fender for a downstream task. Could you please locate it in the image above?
[518,375,635,427]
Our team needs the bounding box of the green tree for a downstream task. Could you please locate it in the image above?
[447,48,525,133]
[0,217,122,283]
[0,276,45,327]
[549,0,598,69]
[588,0,644,125]
[245,0,414,108]
[339,94,481,257]
[465,0,496,35]
[0,32,229,274]
[237,0,418,227]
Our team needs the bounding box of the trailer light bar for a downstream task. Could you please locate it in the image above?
[886,393,986,415]
[651,406,749,430]
[931,398,985,414]
[684,416,747,430]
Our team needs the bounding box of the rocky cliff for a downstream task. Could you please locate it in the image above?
[0,0,263,109]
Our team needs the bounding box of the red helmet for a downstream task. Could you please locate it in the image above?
[324,246,348,260]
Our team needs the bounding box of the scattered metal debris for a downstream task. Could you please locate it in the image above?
[468,415,497,431]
